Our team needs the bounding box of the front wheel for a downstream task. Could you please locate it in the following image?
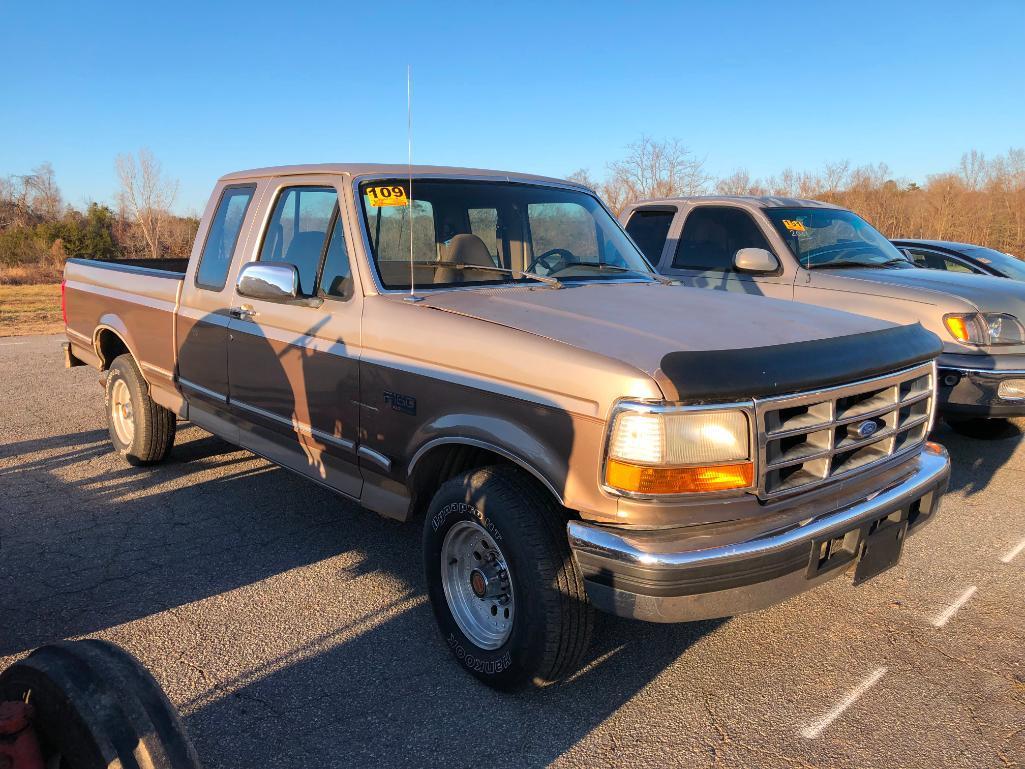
[423,465,593,690]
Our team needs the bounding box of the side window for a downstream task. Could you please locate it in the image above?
[906,248,977,273]
[196,186,255,290]
[318,214,353,299]
[259,187,338,295]
[468,208,500,264]
[672,207,773,272]
[625,209,674,263]
[528,202,598,261]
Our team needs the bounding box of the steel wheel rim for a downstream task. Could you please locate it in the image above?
[110,378,135,445]
[440,520,514,650]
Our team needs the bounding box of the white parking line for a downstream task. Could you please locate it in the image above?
[800,667,887,739]
[1000,537,1025,564]
[931,586,977,628]
[0,342,27,347]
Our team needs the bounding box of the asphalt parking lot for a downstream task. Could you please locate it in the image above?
[1,334,1023,769]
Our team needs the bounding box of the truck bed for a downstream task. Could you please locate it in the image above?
[63,257,185,395]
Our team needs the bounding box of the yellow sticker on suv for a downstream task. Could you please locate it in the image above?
[366,185,409,207]
[782,219,806,232]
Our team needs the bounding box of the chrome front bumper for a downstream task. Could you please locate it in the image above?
[568,443,950,623]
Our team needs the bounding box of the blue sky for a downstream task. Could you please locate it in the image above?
[2,1,1023,213]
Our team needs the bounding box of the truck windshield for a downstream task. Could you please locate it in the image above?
[358,179,657,290]
[765,208,914,270]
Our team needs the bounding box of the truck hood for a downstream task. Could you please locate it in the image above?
[816,266,1025,315]
[421,282,940,401]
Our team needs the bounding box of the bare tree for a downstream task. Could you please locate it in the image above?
[959,149,988,191]
[715,168,760,196]
[116,149,179,259]
[23,163,63,219]
[603,136,709,214]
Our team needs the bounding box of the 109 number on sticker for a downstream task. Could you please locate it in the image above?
[366,185,409,207]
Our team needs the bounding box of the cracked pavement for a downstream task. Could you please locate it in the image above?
[1,334,1023,768]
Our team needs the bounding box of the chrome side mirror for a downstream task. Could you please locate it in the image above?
[236,262,300,301]
[733,248,781,274]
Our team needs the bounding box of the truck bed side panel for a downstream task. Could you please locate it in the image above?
[63,259,183,394]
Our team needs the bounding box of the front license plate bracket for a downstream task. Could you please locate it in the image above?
[852,516,908,585]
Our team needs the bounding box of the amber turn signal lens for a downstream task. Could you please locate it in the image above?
[944,315,971,342]
[605,459,754,494]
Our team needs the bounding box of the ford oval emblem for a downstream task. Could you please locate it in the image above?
[856,420,879,438]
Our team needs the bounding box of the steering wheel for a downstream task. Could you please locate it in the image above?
[527,248,575,275]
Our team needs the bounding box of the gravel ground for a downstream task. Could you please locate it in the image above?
[1,334,1022,769]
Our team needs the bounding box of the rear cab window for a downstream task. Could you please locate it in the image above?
[195,185,256,290]
[625,208,675,264]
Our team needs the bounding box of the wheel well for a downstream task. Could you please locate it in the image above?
[409,443,557,517]
[95,328,130,370]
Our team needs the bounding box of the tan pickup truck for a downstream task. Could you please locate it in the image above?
[63,164,949,689]
[623,197,1025,438]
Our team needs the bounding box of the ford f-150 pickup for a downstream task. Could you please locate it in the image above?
[622,196,1025,438]
[62,164,949,689]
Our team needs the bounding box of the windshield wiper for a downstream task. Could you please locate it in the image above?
[809,260,881,270]
[588,264,675,284]
[408,260,563,288]
[553,261,674,284]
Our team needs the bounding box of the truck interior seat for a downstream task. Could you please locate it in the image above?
[283,230,326,294]
[437,233,497,283]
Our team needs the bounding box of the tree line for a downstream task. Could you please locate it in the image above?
[3,140,1023,285]
[0,151,198,284]
[572,138,1025,258]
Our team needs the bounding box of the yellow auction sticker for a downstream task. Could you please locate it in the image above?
[365,185,409,207]
[782,219,806,232]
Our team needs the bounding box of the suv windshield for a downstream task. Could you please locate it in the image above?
[766,208,914,270]
[358,179,656,290]
[962,245,1025,280]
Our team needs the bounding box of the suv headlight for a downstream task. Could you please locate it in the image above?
[604,403,754,495]
[944,313,1025,346]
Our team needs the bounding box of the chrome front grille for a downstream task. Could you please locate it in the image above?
[755,363,935,498]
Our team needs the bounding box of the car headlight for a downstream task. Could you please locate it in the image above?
[943,313,1025,346]
[604,403,754,495]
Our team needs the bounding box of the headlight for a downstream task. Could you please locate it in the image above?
[604,404,754,495]
[943,313,1025,346]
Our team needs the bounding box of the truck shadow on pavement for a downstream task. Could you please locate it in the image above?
[185,582,724,769]
[0,421,724,769]
[930,419,1022,496]
[0,423,370,657]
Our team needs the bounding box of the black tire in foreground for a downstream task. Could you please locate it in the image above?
[105,353,176,465]
[423,465,594,690]
[944,416,1018,440]
[0,639,201,769]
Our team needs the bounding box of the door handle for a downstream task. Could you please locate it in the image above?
[229,306,257,320]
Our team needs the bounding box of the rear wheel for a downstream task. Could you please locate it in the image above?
[943,416,1017,440]
[0,639,201,769]
[423,465,593,690]
[105,353,176,465]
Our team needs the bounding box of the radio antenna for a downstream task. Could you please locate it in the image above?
[405,64,421,302]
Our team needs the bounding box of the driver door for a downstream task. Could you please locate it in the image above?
[227,178,364,499]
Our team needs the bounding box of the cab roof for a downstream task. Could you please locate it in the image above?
[219,163,586,188]
[635,195,844,210]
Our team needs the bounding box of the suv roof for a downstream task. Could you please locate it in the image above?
[220,163,585,188]
[634,195,843,210]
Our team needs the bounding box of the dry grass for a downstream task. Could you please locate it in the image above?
[0,283,63,337]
